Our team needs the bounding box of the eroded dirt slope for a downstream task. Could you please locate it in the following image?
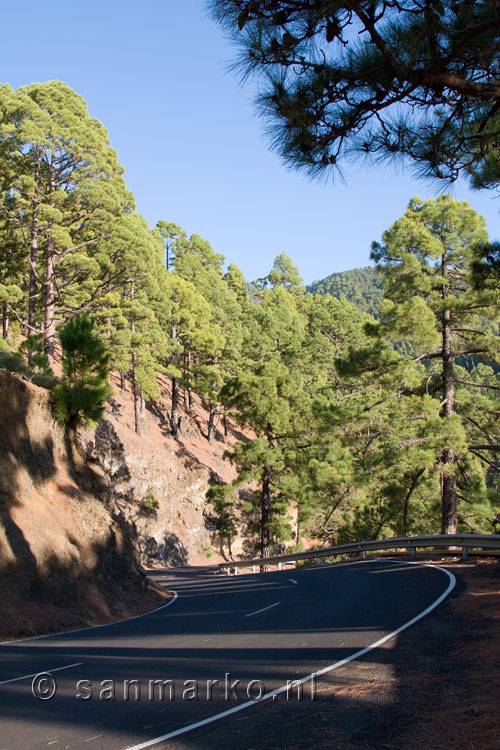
[0,369,249,639]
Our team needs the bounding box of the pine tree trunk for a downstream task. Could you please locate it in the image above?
[223,413,228,437]
[187,351,193,410]
[208,402,217,444]
[2,304,9,340]
[28,148,40,334]
[402,469,424,536]
[43,160,56,365]
[130,281,141,436]
[260,464,272,561]
[43,242,55,362]
[132,360,141,436]
[441,280,457,534]
[170,376,179,439]
[120,371,126,392]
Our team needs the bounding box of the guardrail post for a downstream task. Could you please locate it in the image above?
[361,550,366,560]
[315,556,320,566]
[234,566,238,575]
[462,546,468,561]
[252,565,256,574]
[410,546,416,558]
[278,562,282,570]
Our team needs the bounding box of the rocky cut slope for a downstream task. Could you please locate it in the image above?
[0,368,246,640]
[79,371,249,567]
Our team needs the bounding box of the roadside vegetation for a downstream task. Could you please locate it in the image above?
[2,0,500,561]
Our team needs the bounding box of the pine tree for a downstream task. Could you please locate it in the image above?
[220,285,308,557]
[369,195,499,533]
[155,220,183,270]
[0,81,132,365]
[171,230,243,440]
[54,314,111,430]
[256,252,304,295]
[209,2,500,187]
[223,263,248,306]
[155,272,219,439]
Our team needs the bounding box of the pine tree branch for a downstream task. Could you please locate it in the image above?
[468,444,500,452]
[453,348,489,358]
[459,412,496,444]
[468,449,500,472]
[413,350,442,362]
[456,379,500,391]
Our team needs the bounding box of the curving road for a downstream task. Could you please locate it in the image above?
[0,559,455,750]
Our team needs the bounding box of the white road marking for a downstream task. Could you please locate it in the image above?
[123,561,456,750]
[0,591,178,646]
[289,578,298,584]
[245,602,280,618]
[0,662,83,685]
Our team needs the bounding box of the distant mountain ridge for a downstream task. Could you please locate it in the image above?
[307,266,384,317]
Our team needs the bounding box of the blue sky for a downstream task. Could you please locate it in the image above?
[2,0,499,284]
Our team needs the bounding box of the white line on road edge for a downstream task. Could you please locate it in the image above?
[289,578,298,584]
[245,602,281,618]
[0,662,84,686]
[0,592,179,647]
[123,560,456,750]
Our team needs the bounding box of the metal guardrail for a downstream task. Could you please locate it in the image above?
[219,534,500,574]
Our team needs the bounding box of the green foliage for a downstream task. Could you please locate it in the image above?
[0,81,133,363]
[206,484,238,550]
[54,314,111,429]
[209,2,500,188]
[224,263,248,305]
[143,487,160,510]
[0,337,26,375]
[336,195,500,536]
[18,334,54,385]
[256,252,304,295]
[307,267,384,318]
[1,76,498,554]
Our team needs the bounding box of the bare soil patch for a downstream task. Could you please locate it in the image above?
[0,574,170,642]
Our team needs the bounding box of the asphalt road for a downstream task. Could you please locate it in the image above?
[0,559,455,750]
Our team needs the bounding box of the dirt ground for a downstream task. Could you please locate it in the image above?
[0,574,170,642]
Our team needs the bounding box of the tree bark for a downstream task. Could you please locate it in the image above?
[120,371,126,393]
[186,351,193,410]
[402,469,424,535]
[440,258,457,534]
[43,159,56,365]
[132,352,141,436]
[208,402,217,444]
[28,148,40,334]
[170,375,179,439]
[260,464,272,562]
[130,281,141,436]
[2,304,9,340]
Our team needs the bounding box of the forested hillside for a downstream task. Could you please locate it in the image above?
[307,266,384,317]
[1,80,499,568]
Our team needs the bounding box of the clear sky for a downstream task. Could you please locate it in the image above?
[2,0,499,285]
